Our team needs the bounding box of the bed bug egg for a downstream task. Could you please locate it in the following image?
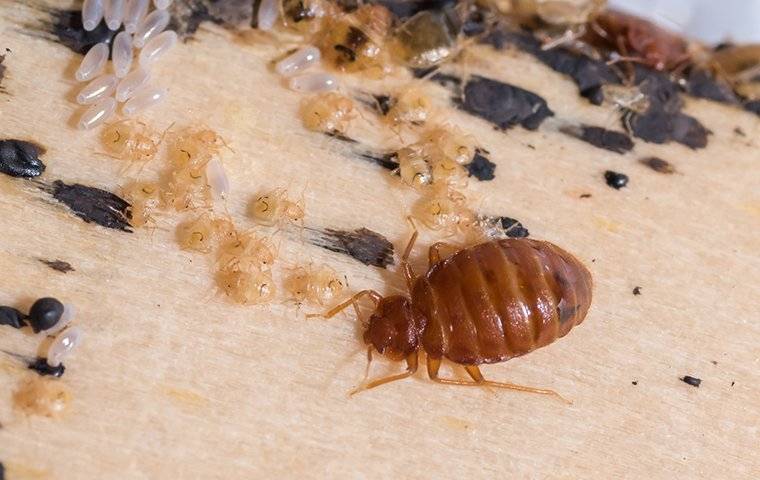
[101,119,160,162]
[217,269,276,305]
[275,46,321,77]
[82,0,105,31]
[112,32,134,78]
[133,8,171,48]
[139,30,177,66]
[76,74,118,105]
[205,157,230,200]
[104,0,126,30]
[122,181,160,227]
[249,188,305,227]
[397,144,433,189]
[13,377,71,418]
[123,86,168,116]
[79,97,117,130]
[124,0,150,34]
[288,72,338,93]
[154,0,172,8]
[76,42,109,82]
[300,92,354,134]
[47,326,84,368]
[116,67,151,102]
[257,0,279,31]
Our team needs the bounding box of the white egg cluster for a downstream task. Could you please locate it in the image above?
[75,0,176,130]
[274,46,339,93]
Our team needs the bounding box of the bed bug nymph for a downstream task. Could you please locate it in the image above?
[311,220,592,402]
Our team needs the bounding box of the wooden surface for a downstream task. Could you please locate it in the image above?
[1,2,759,479]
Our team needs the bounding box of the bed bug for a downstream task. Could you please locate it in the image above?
[319,11,390,77]
[384,87,433,127]
[586,9,689,72]
[249,188,305,228]
[284,264,345,306]
[122,181,160,228]
[217,231,277,273]
[300,92,355,134]
[413,186,473,235]
[311,221,592,401]
[217,268,276,305]
[177,214,236,254]
[101,120,161,162]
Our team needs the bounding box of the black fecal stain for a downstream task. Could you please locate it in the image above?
[455,75,553,130]
[42,180,132,232]
[371,0,457,19]
[28,358,65,378]
[632,286,642,295]
[429,72,462,91]
[639,156,675,174]
[498,217,529,238]
[734,127,746,137]
[711,360,718,366]
[359,151,398,170]
[0,461,4,480]
[0,139,47,178]
[171,0,253,37]
[681,375,701,388]
[324,131,358,143]
[683,69,738,104]
[744,100,760,117]
[579,193,592,199]
[561,125,633,154]
[604,170,628,190]
[481,27,620,105]
[315,228,395,268]
[465,150,496,181]
[0,53,6,93]
[39,259,75,274]
[631,380,638,385]
[45,9,119,55]
[374,94,394,115]
[0,306,27,329]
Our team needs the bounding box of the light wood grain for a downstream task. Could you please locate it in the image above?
[1,2,759,479]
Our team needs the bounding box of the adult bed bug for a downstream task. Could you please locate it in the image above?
[312,222,592,401]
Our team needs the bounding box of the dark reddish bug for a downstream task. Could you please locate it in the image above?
[587,9,689,71]
[313,223,593,402]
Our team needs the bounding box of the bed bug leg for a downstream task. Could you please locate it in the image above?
[306,289,382,319]
[428,242,456,266]
[401,216,419,289]
[349,352,418,396]
[426,357,571,404]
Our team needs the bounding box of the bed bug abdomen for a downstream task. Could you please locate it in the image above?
[412,239,592,365]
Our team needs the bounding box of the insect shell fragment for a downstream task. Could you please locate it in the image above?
[284,265,345,306]
[300,92,355,134]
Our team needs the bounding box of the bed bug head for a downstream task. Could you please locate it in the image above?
[363,295,427,360]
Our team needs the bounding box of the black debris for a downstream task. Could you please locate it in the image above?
[579,193,592,199]
[0,306,27,329]
[604,170,628,189]
[316,227,395,268]
[465,150,496,181]
[46,8,120,55]
[639,156,676,174]
[324,131,358,143]
[28,358,65,378]
[28,297,64,333]
[429,72,462,91]
[0,139,46,178]
[561,125,634,154]
[681,375,701,388]
[744,100,760,116]
[0,53,6,93]
[455,75,554,130]
[632,380,638,385]
[683,69,739,104]
[43,180,133,232]
[358,151,399,170]
[372,0,457,19]
[171,0,253,37]
[40,259,75,273]
[734,127,746,136]
[632,286,642,295]
[498,216,529,238]
[374,94,393,115]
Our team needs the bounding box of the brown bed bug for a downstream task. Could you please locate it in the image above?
[312,221,592,401]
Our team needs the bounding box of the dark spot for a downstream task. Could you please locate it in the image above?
[171,0,253,37]
[744,100,760,117]
[334,44,357,63]
[0,53,6,94]
[579,193,592,199]
[639,156,675,174]
[324,131,358,143]
[711,360,718,366]
[0,306,27,329]
[557,302,579,324]
[632,286,642,295]
[313,227,395,268]
[0,461,4,480]
[498,217,529,238]
[28,358,65,378]
[731,381,735,387]
[42,180,132,232]
[681,375,701,388]
[604,170,628,190]
[42,8,119,55]
[481,27,620,105]
[684,69,738,104]
[631,380,638,385]
[560,125,634,154]
[465,150,496,181]
[39,259,75,273]
[429,72,462,91]
[526,144,536,150]
[455,75,553,130]
[372,0,457,18]
[28,297,64,333]
[0,139,47,178]
[374,94,394,115]
[358,151,399,170]
[734,127,746,137]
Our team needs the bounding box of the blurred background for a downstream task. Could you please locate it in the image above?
[608,0,760,44]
